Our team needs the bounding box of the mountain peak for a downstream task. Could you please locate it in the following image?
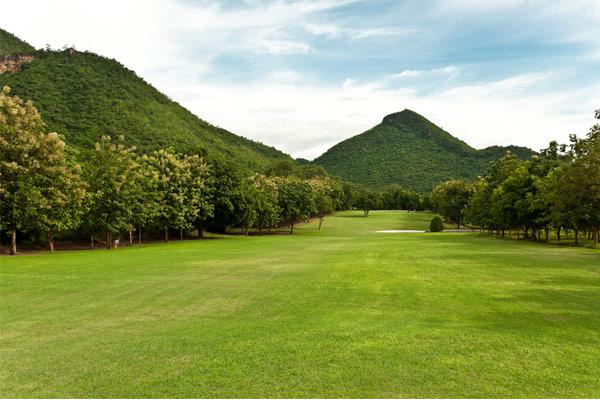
[382,109,427,125]
[314,110,536,193]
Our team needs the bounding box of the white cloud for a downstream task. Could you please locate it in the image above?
[2,0,599,161]
[168,72,600,159]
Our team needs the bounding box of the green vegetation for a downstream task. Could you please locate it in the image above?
[1,86,346,254]
[313,109,535,193]
[1,211,599,397]
[0,28,35,56]
[429,215,444,232]
[0,46,290,172]
[431,113,600,246]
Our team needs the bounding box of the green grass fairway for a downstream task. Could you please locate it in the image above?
[1,211,599,398]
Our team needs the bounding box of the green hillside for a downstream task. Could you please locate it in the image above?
[0,31,290,171]
[0,28,35,56]
[313,109,535,193]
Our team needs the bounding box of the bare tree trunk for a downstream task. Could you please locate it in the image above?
[47,231,54,253]
[593,226,598,245]
[363,209,369,217]
[179,228,183,240]
[574,227,579,245]
[197,224,204,239]
[138,226,142,245]
[10,228,16,255]
[164,226,169,242]
[91,234,95,249]
[318,216,324,230]
[128,228,133,246]
[557,227,561,241]
[289,224,294,234]
[107,231,112,249]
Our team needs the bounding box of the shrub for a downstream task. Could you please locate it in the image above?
[430,216,444,232]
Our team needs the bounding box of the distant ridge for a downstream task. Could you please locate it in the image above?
[313,109,535,193]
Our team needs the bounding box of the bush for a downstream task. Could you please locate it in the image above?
[430,216,444,232]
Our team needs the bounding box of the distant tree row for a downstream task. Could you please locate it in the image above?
[430,110,600,246]
[0,87,347,255]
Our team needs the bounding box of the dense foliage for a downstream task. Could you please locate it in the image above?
[429,216,444,232]
[430,111,600,246]
[0,87,349,253]
[0,28,35,56]
[0,46,290,172]
[314,109,535,193]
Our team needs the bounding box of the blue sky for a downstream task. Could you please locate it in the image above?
[3,0,600,158]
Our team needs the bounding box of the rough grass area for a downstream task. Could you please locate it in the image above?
[1,211,599,397]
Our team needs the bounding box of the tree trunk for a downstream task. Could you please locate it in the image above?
[545,227,549,241]
[10,228,16,255]
[318,216,324,230]
[363,209,369,217]
[180,228,183,240]
[138,226,142,245]
[574,227,579,245]
[289,224,294,234]
[107,231,112,249]
[91,234,95,249]
[129,228,133,246]
[47,231,54,253]
[593,226,598,246]
[557,227,561,241]
[164,226,169,242]
[197,224,204,239]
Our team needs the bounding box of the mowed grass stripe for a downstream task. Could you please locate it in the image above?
[1,211,599,397]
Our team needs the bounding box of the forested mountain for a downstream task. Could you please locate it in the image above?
[313,109,535,193]
[0,28,290,171]
[0,29,35,56]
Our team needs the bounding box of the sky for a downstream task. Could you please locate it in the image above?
[2,0,600,159]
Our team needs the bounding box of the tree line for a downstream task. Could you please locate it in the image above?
[0,87,351,254]
[430,110,600,246]
[0,86,431,255]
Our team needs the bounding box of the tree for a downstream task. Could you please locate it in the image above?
[34,138,86,252]
[250,174,280,234]
[186,154,213,239]
[232,179,258,235]
[275,176,315,234]
[431,179,473,228]
[127,156,161,245]
[204,161,242,234]
[354,189,381,217]
[82,135,139,249]
[308,177,335,229]
[144,149,209,241]
[554,115,600,245]
[1,86,83,254]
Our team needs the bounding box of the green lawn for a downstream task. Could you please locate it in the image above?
[1,211,599,398]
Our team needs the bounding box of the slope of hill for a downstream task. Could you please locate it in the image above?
[0,30,290,171]
[0,28,35,56]
[313,109,535,193]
